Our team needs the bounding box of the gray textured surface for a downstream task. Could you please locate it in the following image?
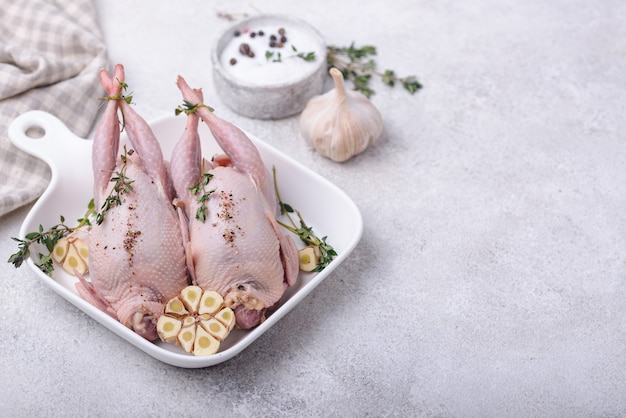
[2,0,626,416]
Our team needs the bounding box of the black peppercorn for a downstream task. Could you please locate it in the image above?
[280,35,287,43]
[239,43,251,55]
[250,32,256,38]
[230,58,237,65]
[234,30,241,37]
[258,30,265,36]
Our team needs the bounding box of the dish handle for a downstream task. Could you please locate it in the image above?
[8,110,92,166]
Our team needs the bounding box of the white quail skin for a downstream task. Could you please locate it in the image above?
[75,64,189,341]
[169,76,299,329]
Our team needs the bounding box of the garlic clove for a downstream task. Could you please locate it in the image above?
[156,315,182,343]
[198,290,223,315]
[298,245,320,272]
[52,237,69,265]
[193,327,220,356]
[299,67,383,162]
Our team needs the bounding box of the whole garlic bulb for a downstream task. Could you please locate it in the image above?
[299,67,383,162]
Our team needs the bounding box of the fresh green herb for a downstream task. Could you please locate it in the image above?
[327,42,423,97]
[98,79,133,132]
[272,167,337,272]
[95,145,135,225]
[172,95,214,233]
[116,80,133,105]
[292,45,316,62]
[188,172,215,222]
[8,200,97,276]
[98,79,133,105]
[266,50,283,62]
[175,100,214,116]
[265,45,316,63]
[79,198,96,227]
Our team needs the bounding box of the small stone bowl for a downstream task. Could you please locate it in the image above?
[211,14,327,120]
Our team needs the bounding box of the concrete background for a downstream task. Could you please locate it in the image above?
[1,0,625,415]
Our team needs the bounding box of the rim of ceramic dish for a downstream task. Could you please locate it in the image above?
[211,14,327,90]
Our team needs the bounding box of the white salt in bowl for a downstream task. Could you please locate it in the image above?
[211,14,327,119]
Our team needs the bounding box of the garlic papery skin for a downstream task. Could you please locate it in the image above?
[299,67,383,162]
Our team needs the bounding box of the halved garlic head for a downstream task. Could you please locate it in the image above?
[52,235,89,276]
[157,286,235,356]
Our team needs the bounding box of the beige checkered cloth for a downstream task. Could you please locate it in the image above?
[0,0,107,217]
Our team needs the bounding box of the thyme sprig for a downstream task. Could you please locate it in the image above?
[95,145,135,225]
[272,167,337,272]
[327,43,423,97]
[98,79,133,131]
[175,100,214,116]
[8,200,97,276]
[175,101,218,222]
[265,45,316,63]
[188,172,215,222]
[98,80,133,105]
